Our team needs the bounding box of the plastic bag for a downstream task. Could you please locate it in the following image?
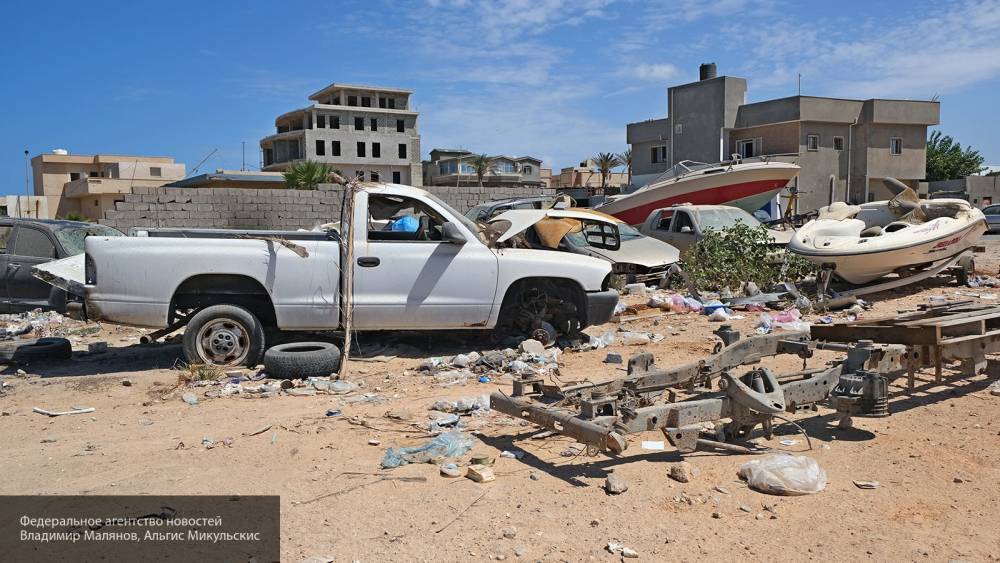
[380,431,475,468]
[707,308,731,322]
[620,332,651,346]
[755,313,772,335]
[738,454,827,495]
[772,308,800,323]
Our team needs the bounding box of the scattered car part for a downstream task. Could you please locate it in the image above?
[263,341,342,379]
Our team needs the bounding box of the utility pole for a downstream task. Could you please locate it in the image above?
[797,73,801,96]
[241,141,246,171]
[22,150,30,217]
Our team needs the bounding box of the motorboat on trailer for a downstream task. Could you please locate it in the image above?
[788,180,986,285]
[594,157,800,225]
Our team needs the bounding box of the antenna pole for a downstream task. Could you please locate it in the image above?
[22,150,30,217]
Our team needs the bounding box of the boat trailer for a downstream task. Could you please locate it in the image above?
[491,302,999,456]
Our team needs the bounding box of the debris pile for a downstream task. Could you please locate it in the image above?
[419,339,561,386]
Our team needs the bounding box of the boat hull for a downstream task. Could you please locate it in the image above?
[792,220,986,284]
[596,163,798,225]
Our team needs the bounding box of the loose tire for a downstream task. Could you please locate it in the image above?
[263,342,342,379]
[12,338,72,362]
[182,304,265,367]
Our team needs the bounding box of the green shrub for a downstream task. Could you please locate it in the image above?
[680,222,815,291]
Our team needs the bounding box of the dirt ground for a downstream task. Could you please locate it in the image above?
[3,247,1000,562]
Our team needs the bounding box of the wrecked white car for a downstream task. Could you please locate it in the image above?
[488,208,680,284]
[36,184,617,367]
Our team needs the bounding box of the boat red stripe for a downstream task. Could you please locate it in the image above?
[608,179,789,224]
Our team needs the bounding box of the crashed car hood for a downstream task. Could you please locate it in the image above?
[586,235,680,268]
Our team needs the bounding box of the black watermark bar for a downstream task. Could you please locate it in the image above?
[0,495,279,562]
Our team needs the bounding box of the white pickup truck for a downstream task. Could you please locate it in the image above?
[59,184,617,366]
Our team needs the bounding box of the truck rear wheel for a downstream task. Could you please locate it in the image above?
[182,304,265,367]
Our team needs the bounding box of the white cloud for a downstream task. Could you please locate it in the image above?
[631,63,680,81]
[723,0,1000,99]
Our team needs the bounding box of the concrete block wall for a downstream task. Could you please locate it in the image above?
[100,185,556,231]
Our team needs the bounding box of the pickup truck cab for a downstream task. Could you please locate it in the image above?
[64,184,617,366]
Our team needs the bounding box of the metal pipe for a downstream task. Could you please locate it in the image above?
[847,118,857,202]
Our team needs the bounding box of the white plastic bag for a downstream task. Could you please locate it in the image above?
[738,454,827,495]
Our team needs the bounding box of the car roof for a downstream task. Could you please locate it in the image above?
[0,218,95,229]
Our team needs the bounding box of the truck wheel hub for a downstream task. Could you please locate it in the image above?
[197,320,248,365]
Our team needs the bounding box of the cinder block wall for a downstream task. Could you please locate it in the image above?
[100,185,556,231]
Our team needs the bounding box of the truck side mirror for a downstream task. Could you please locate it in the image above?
[442,222,467,245]
[680,226,693,234]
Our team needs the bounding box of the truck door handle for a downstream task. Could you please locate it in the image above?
[357,257,380,268]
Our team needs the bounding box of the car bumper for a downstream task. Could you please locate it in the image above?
[584,289,619,327]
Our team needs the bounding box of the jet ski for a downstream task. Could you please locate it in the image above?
[789,178,986,284]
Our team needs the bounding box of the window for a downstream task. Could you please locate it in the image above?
[317,115,326,128]
[806,134,819,151]
[366,194,446,242]
[0,226,11,252]
[672,212,695,233]
[370,171,380,182]
[332,96,340,105]
[357,142,366,157]
[372,142,381,158]
[522,165,533,174]
[370,118,377,131]
[331,141,341,156]
[392,171,401,184]
[94,200,98,207]
[331,116,340,129]
[354,117,363,131]
[656,210,674,230]
[69,172,81,181]
[361,96,371,107]
[396,119,405,133]
[650,146,667,164]
[347,95,357,106]
[398,143,407,159]
[736,138,760,158]
[379,98,387,109]
[89,171,99,177]
[150,166,161,177]
[388,98,395,109]
[355,170,364,180]
[315,140,325,156]
[833,136,844,151]
[890,137,902,155]
[13,227,56,259]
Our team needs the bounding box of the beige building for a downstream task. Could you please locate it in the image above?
[260,83,422,186]
[552,159,629,190]
[31,151,184,220]
[422,149,544,187]
[167,170,286,190]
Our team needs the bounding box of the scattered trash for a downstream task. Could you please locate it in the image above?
[499,450,524,459]
[607,543,639,559]
[779,439,800,447]
[620,331,651,346]
[428,413,461,433]
[624,283,648,295]
[439,463,462,478]
[755,314,773,335]
[32,406,95,417]
[853,480,880,489]
[466,464,496,483]
[120,378,133,387]
[243,424,272,437]
[989,381,1000,396]
[707,308,731,322]
[613,301,628,316]
[181,393,198,405]
[817,315,834,324]
[325,409,342,417]
[502,526,517,539]
[640,440,665,451]
[739,454,827,495]
[604,352,623,364]
[589,331,616,349]
[380,431,475,468]
[477,375,491,383]
[518,339,546,357]
[430,395,490,414]
[367,439,381,446]
[604,473,628,494]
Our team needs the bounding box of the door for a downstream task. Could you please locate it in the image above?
[7,225,60,312]
[351,192,499,329]
[0,225,12,313]
[666,210,698,252]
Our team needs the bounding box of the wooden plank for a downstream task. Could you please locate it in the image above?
[897,308,1000,327]
[810,324,941,346]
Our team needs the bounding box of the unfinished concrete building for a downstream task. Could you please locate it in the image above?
[260,83,422,186]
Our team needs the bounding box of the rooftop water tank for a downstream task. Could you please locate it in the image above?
[699,63,717,80]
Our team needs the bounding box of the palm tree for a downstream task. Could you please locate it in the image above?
[469,153,498,187]
[593,152,622,196]
[283,160,333,190]
[617,148,633,188]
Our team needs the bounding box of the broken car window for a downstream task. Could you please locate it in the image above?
[367,195,447,242]
[54,224,124,256]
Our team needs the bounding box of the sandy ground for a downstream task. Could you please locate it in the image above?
[2,246,1000,562]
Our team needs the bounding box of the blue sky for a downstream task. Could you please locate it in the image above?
[3,0,999,193]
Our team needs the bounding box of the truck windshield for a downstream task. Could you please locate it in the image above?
[424,193,488,244]
[55,224,124,255]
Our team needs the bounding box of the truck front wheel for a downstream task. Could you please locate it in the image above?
[182,304,266,367]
